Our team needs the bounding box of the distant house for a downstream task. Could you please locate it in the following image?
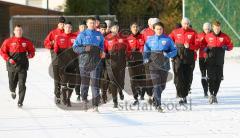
[0,0,62,43]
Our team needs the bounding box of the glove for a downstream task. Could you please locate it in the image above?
[105,53,110,59]
[184,43,189,48]
[171,56,177,62]
[100,52,106,59]
[9,59,16,65]
[27,54,33,59]
[222,45,228,51]
[50,40,55,45]
[53,48,58,54]
[85,46,91,52]
[163,52,168,58]
[143,59,150,64]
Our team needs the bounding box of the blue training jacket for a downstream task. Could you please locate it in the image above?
[143,34,177,60]
[72,29,104,54]
[143,34,178,71]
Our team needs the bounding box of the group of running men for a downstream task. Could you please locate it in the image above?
[0,15,233,112]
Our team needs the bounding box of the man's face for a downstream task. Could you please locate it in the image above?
[213,25,221,34]
[95,20,100,28]
[131,24,139,35]
[181,20,189,30]
[58,23,64,30]
[64,24,72,34]
[154,25,163,36]
[100,28,107,35]
[111,26,119,34]
[14,26,23,38]
[87,20,96,30]
[79,25,86,32]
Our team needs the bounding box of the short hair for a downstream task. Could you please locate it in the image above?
[153,22,164,29]
[58,16,66,23]
[99,22,107,28]
[15,24,22,28]
[203,22,211,30]
[65,21,72,25]
[86,17,96,23]
[181,17,190,24]
[111,21,119,27]
[212,20,221,26]
[79,20,86,26]
[130,22,138,28]
[110,22,119,30]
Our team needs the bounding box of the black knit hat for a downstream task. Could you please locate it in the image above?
[59,16,66,23]
[65,21,72,25]
[79,20,86,26]
[95,15,100,21]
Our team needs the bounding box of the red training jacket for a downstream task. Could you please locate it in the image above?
[104,33,128,53]
[204,32,233,51]
[53,33,77,53]
[197,32,208,58]
[126,33,145,54]
[141,27,155,42]
[44,28,64,49]
[169,27,199,60]
[0,36,35,61]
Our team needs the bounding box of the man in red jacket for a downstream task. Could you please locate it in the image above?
[169,17,199,104]
[0,25,35,107]
[99,22,110,103]
[141,18,160,41]
[74,20,87,36]
[53,22,77,107]
[44,16,65,104]
[104,22,127,108]
[127,22,145,106]
[203,20,233,104]
[197,22,212,98]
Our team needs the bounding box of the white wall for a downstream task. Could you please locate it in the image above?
[1,0,65,11]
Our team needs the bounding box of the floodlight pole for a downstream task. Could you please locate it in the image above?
[46,0,49,15]
[46,0,49,37]
[182,0,185,18]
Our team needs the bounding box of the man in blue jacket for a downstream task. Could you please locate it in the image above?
[143,22,177,112]
[72,17,105,112]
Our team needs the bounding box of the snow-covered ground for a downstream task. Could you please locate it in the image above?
[0,49,240,138]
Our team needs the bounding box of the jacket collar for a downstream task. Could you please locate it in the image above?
[131,32,140,37]
[213,31,221,37]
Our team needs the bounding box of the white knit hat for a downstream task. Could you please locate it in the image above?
[150,18,160,25]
